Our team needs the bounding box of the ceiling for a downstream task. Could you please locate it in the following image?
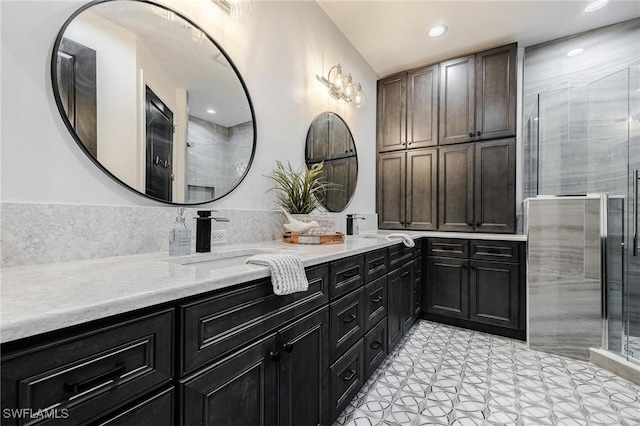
[317,0,640,77]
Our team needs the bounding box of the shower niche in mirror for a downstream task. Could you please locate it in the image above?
[305,112,358,212]
[52,0,256,204]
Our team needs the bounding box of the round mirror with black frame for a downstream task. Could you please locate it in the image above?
[305,112,358,212]
[51,0,256,205]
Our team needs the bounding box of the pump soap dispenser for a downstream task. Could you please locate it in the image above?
[169,208,191,256]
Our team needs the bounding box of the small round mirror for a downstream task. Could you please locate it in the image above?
[305,112,358,212]
[52,0,256,204]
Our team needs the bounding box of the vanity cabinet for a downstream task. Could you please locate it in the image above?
[377,64,439,153]
[438,138,516,233]
[439,43,517,145]
[423,238,525,339]
[95,387,175,426]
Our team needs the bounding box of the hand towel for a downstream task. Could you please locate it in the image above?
[245,254,309,295]
[386,233,415,248]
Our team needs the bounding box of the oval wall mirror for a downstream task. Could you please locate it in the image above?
[305,112,358,212]
[52,0,256,204]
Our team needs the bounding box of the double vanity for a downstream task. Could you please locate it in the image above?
[1,231,525,425]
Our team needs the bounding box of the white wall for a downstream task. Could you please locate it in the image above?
[0,0,378,214]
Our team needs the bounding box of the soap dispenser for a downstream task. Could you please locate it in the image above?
[169,208,191,256]
[346,214,365,236]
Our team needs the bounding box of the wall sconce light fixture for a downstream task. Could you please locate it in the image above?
[316,64,366,108]
[211,0,252,19]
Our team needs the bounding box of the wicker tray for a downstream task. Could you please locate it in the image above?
[282,232,344,245]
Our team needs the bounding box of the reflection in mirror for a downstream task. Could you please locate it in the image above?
[305,113,358,212]
[52,0,255,204]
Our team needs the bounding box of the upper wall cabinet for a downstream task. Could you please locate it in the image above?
[439,43,517,145]
[377,64,439,152]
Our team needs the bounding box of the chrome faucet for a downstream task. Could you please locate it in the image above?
[195,210,229,252]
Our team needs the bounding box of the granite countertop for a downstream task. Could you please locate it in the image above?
[0,230,526,344]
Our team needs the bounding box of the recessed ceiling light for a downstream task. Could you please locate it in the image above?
[427,24,448,38]
[585,0,608,12]
[567,48,584,57]
[206,109,216,114]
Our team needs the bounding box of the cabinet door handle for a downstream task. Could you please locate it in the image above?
[468,133,474,138]
[401,271,410,278]
[343,314,357,324]
[370,341,382,350]
[342,369,357,381]
[462,264,467,269]
[476,131,482,136]
[470,265,476,270]
[283,343,294,353]
[372,296,383,303]
[64,362,126,394]
[269,351,281,362]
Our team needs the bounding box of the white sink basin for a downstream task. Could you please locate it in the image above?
[167,248,294,269]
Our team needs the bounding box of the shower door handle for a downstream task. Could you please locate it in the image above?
[635,169,639,257]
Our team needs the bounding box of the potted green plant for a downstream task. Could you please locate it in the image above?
[266,161,336,235]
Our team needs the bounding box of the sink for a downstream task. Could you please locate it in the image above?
[167,248,294,269]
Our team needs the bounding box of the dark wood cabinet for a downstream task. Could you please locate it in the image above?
[474,138,516,233]
[330,288,364,361]
[407,64,439,149]
[387,261,414,351]
[329,339,364,421]
[377,74,407,152]
[423,238,525,340]
[438,144,474,232]
[323,156,357,213]
[469,260,519,329]
[181,333,279,426]
[278,307,330,426]
[439,138,516,234]
[96,387,174,426]
[475,44,517,141]
[377,151,405,229]
[439,55,476,145]
[439,44,516,145]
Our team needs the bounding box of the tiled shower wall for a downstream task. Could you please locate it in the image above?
[0,203,377,267]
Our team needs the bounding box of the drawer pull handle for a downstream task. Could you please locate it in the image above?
[343,314,357,324]
[372,296,383,303]
[486,248,501,254]
[401,271,410,278]
[342,369,357,381]
[283,343,294,353]
[64,362,126,394]
[343,271,359,280]
[269,351,281,362]
[372,260,385,268]
[370,341,382,350]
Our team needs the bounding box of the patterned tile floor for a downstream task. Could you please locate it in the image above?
[624,335,640,362]
[333,321,640,426]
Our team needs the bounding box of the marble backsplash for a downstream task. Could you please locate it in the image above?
[1,203,377,267]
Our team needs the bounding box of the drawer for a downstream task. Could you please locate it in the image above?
[181,264,329,375]
[414,256,423,290]
[470,240,520,262]
[364,319,387,379]
[0,310,173,426]
[330,338,364,421]
[96,387,174,426]
[413,238,424,259]
[388,243,414,271]
[330,288,364,362]
[364,248,388,283]
[364,276,387,332]
[330,255,365,300]
[427,238,469,258]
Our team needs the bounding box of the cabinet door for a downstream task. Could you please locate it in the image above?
[469,260,519,328]
[329,114,354,158]
[279,307,330,426]
[474,138,516,233]
[438,144,474,232]
[386,267,403,351]
[407,148,437,230]
[401,262,415,333]
[377,73,406,152]
[475,43,517,141]
[426,257,469,319]
[182,333,278,426]
[407,64,438,148]
[439,55,475,145]
[377,151,406,229]
[324,158,353,213]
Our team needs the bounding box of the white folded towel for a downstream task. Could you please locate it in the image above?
[245,254,309,295]
[386,233,415,248]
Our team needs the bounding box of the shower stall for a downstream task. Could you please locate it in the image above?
[523,19,640,368]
